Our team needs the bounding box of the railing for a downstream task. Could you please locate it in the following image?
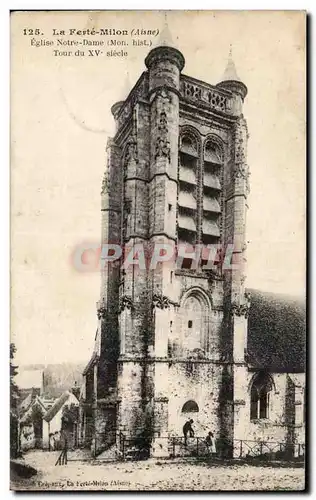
[180,77,233,114]
[119,431,125,453]
[55,436,68,465]
[234,439,305,461]
[169,436,210,458]
[119,435,305,462]
[55,448,68,466]
[55,433,305,464]
[118,432,151,461]
[117,435,220,461]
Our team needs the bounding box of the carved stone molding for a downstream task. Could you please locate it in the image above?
[155,88,172,105]
[234,142,245,166]
[124,134,138,166]
[231,302,250,318]
[234,163,249,180]
[244,291,251,303]
[234,164,251,195]
[234,118,248,160]
[101,171,109,195]
[234,118,250,195]
[234,163,250,194]
[119,295,134,312]
[234,399,246,406]
[158,110,168,134]
[155,136,170,161]
[154,396,169,403]
[155,111,170,161]
[152,294,178,310]
[240,274,246,285]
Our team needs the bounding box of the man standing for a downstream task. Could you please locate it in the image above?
[183,419,194,446]
[205,431,215,455]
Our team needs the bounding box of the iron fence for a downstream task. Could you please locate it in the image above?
[118,434,305,462]
[234,439,305,461]
[55,448,68,465]
[169,436,214,458]
[56,432,305,465]
[118,432,151,460]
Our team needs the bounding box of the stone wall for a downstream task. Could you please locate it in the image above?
[167,362,222,439]
[117,361,148,435]
[93,403,116,455]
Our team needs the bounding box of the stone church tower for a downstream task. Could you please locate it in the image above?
[82,41,251,457]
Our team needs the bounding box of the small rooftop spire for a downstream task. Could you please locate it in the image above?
[119,71,131,101]
[222,44,241,82]
[157,12,175,47]
[217,44,247,100]
[145,13,185,72]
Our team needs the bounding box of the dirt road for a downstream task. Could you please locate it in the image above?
[11,450,305,491]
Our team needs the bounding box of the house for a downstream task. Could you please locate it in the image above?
[19,392,50,450]
[42,390,79,450]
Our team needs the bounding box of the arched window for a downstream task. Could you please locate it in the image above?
[250,372,273,420]
[181,289,210,354]
[204,141,223,164]
[178,130,200,257]
[180,135,198,157]
[202,138,223,250]
[181,400,199,413]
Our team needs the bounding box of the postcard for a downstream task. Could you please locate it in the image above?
[10,10,306,491]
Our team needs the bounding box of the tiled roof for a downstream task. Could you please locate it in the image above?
[19,393,32,413]
[19,396,47,423]
[43,391,73,422]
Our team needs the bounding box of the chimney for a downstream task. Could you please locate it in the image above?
[71,381,80,400]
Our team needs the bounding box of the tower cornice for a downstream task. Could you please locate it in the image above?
[145,46,185,72]
[217,80,248,101]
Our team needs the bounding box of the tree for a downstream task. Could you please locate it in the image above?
[10,343,20,414]
[10,343,20,458]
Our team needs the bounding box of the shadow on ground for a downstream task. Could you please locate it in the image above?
[10,460,38,482]
[152,457,305,469]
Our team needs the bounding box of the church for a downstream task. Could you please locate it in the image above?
[79,39,306,459]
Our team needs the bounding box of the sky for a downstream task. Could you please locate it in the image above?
[10,11,305,366]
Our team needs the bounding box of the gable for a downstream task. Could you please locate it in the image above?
[43,391,79,422]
